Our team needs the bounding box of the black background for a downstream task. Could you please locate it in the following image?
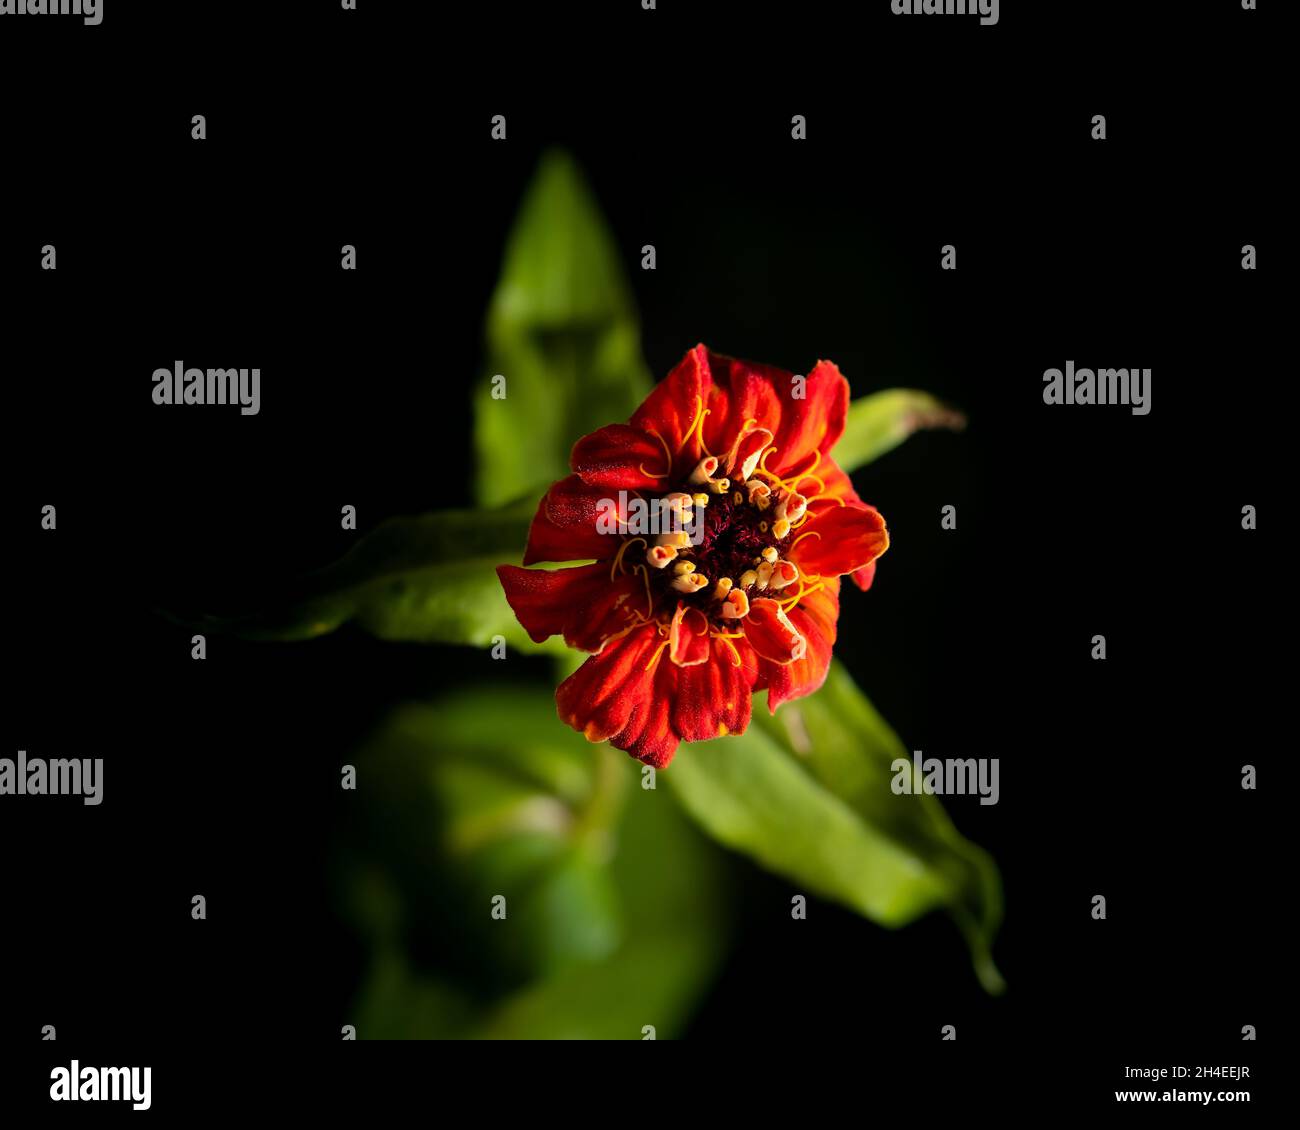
[0,0,1281,1114]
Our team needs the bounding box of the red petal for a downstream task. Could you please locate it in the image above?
[556,623,683,768]
[669,603,711,667]
[522,474,626,565]
[626,347,852,484]
[724,426,774,482]
[497,562,643,652]
[758,581,840,712]
[555,620,760,768]
[629,345,715,467]
[570,424,670,491]
[743,598,808,665]
[788,503,889,578]
[795,456,862,507]
[796,468,884,591]
[629,345,791,474]
[556,622,663,746]
[849,560,877,592]
[696,352,787,455]
[770,359,850,476]
[670,636,758,743]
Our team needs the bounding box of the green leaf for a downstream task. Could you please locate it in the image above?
[349,946,478,1040]
[473,149,653,507]
[834,388,967,473]
[667,661,1003,993]
[343,687,728,1037]
[343,690,628,987]
[169,502,576,655]
[471,746,729,1039]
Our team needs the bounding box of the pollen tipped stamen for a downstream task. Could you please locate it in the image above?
[775,491,807,524]
[656,530,691,549]
[662,491,693,516]
[755,561,774,590]
[772,517,791,539]
[746,480,772,508]
[767,560,799,591]
[647,545,677,569]
[738,568,758,590]
[720,589,750,619]
[689,456,721,485]
[672,572,709,594]
[713,577,733,600]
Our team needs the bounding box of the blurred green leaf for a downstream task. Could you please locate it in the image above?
[835,388,967,473]
[667,660,1003,993]
[350,946,477,1040]
[343,687,728,1037]
[343,690,626,989]
[473,149,653,507]
[471,744,728,1039]
[171,502,575,655]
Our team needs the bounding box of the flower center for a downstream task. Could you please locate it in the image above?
[621,451,808,629]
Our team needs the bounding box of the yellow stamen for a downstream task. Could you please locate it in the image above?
[718,635,743,667]
[610,536,647,580]
[644,639,671,671]
[790,472,827,498]
[594,617,647,654]
[679,395,711,457]
[638,429,674,480]
[634,564,654,619]
[779,578,826,610]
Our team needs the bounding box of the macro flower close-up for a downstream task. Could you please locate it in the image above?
[498,344,890,768]
[155,150,1006,1037]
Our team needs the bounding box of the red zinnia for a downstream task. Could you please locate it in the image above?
[497,344,889,769]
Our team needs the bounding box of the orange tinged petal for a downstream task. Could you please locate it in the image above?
[743,598,808,665]
[788,503,888,578]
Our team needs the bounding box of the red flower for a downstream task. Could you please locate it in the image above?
[497,345,889,769]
